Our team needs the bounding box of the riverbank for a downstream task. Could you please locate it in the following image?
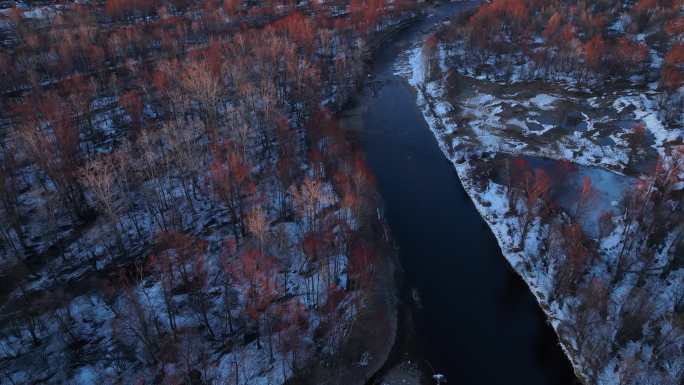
[286,5,437,385]
[398,24,684,383]
[348,1,578,384]
[308,4,491,385]
[396,42,589,383]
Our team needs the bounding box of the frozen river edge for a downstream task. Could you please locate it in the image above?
[396,51,589,383]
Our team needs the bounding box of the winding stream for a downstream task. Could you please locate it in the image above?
[344,2,578,384]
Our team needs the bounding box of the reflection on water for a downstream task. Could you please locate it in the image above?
[503,155,634,238]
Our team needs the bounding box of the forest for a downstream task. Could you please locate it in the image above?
[3,0,684,384]
[0,1,420,384]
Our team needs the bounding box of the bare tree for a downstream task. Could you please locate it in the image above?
[80,154,122,248]
[291,177,324,232]
[182,59,222,140]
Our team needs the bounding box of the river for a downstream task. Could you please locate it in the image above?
[343,2,579,384]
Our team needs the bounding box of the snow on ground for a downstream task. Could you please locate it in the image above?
[396,38,684,385]
[613,93,683,157]
[0,5,422,384]
[0,200,359,384]
[528,94,558,110]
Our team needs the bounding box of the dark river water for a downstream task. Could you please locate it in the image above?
[345,2,578,384]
